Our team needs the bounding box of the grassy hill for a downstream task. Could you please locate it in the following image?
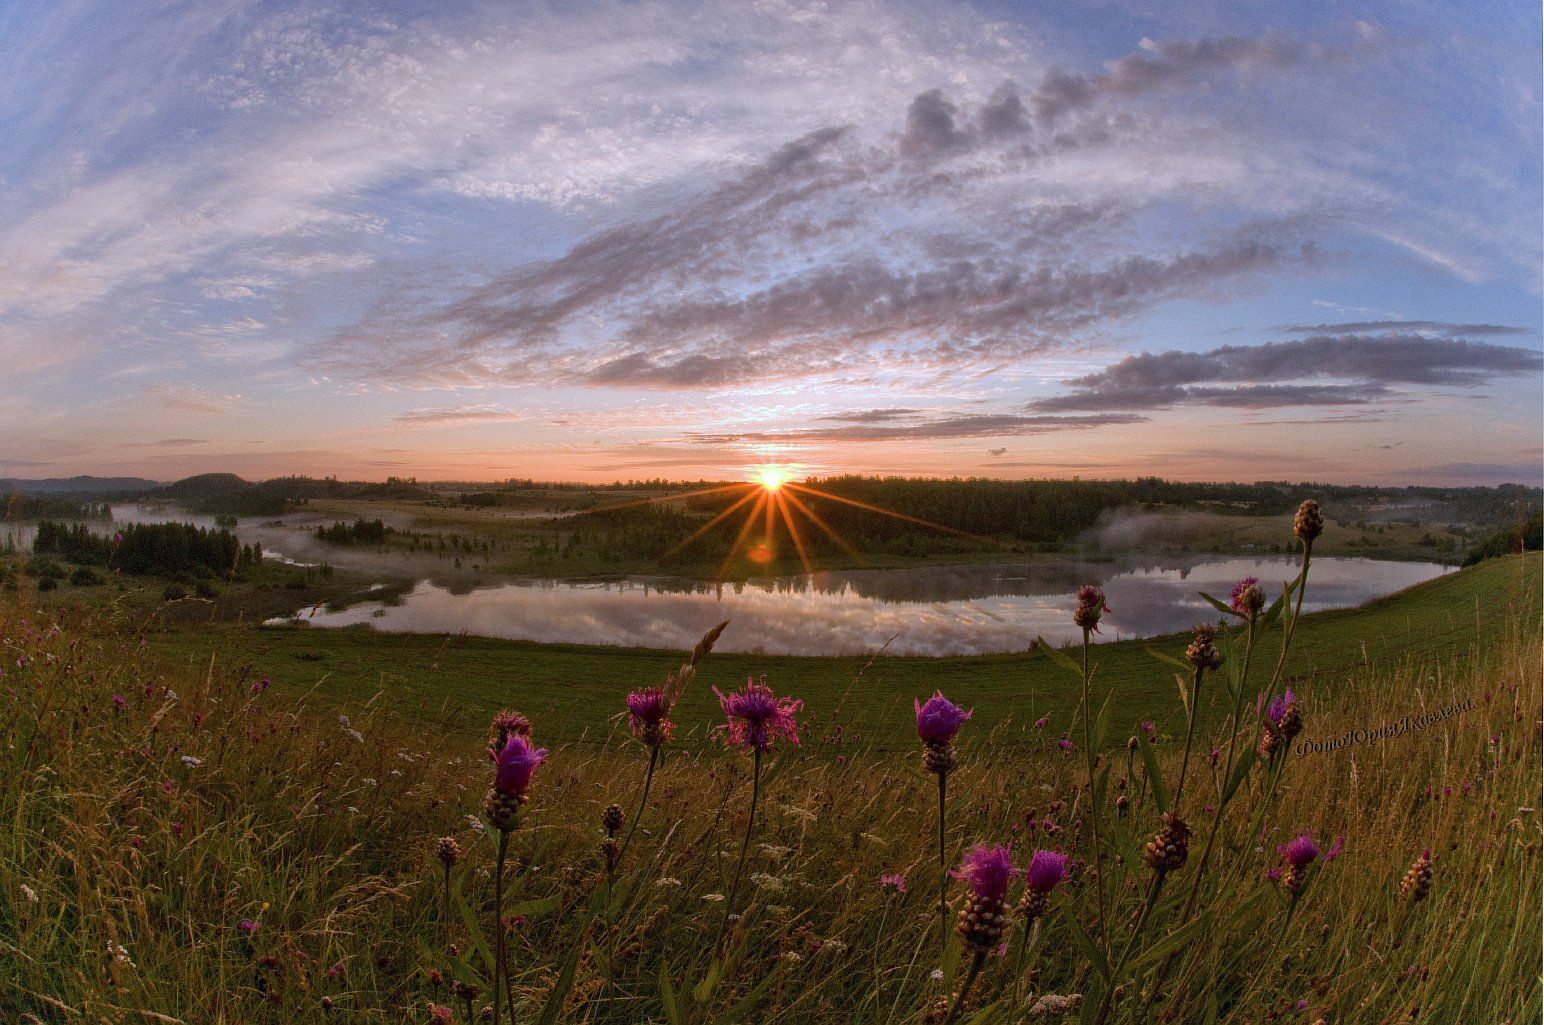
[3,552,1537,1024]
[149,553,1540,747]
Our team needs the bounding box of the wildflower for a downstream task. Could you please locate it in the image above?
[952,843,1018,953]
[1140,721,1157,741]
[485,734,546,831]
[180,755,202,769]
[20,884,38,903]
[916,690,971,776]
[1259,689,1303,758]
[1400,850,1433,904]
[251,677,270,695]
[1026,994,1082,1017]
[427,1004,455,1023]
[1017,849,1069,921]
[1277,834,1320,896]
[881,873,908,895]
[713,678,803,752]
[1293,499,1324,543]
[111,694,127,710]
[656,877,682,888]
[1186,624,1221,670]
[237,919,259,936]
[1033,715,1049,729]
[488,709,533,752]
[1230,577,1266,617]
[601,803,624,836]
[1141,813,1191,875]
[435,836,462,868]
[1073,585,1109,632]
[625,686,674,748]
[702,892,726,902]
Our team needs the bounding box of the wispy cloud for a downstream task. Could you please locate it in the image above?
[689,412,1146,444]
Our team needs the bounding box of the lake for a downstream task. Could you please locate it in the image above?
[270,555,1449,656]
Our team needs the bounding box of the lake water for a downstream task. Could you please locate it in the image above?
[271,556,1449,656]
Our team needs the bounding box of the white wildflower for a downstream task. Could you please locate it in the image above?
[780,951,803,963]
[656,877,682,888]
[344,728,364,743]
[20,884,38,903]
[702,893,725,902]
[751,872,785,892]
[180,756,202,769]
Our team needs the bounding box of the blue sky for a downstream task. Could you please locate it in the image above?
[1,0,1539,484]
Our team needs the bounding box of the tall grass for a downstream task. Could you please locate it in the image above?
[2,558,1538,1023]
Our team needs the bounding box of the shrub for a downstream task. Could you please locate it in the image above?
[69,566,104,586]
[162,583,188,601]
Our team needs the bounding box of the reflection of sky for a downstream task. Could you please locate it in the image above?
[280,556,1448,656]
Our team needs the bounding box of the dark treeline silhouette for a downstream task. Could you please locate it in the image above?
[32,521,259,576]
[315,519,391,545]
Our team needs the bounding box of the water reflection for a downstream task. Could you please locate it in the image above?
[274,556,1448,656]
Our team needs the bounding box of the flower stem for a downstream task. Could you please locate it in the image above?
[1080,627,1108,948]
[1172,665,1206,811]
[1094,871,1166,1025]
[938,770,949,957]
[492,828,509,1025]
[618,745,659,865]
[718,748,761,948]
[944,950,987,1025]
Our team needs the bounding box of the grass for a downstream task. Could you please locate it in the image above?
[145,553,1539,747]
[3,545,1539,1024]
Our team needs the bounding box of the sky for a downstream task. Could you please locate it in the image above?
[1,0,1540,486]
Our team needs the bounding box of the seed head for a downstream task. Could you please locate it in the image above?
[434,836,461,868]
[1186,624,1221,670]
[1259,689,1303,758]
[1400,850,1433,904]
[1293,499,1324,543]
[1141,813,1191,875]
[487,709,532,753]
[601,803,624,836]
[1230,577,1266,617]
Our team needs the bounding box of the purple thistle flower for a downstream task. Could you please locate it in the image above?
[1073,585,1109,632]
[625,686,673,745]
[237,919,259,936]
[493,734,547,797]
[1264,689,1296,726]
[1324,833,1345,862]
[1229,577,1264,615]
[251,677,270,695]
[1278,834,1320,868]
[111,694,127,710]
[951,843,1019,901]
[713,679,802,752]
[1024,849,1069,894]
[914,691,971,743]
[880,873,907,894]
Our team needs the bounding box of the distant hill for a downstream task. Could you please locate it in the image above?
[0,476,160,496]
[1464,510,1543,566]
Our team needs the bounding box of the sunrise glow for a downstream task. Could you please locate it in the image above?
[755,467,792,492]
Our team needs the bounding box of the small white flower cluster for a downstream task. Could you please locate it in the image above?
[750,872,785,892]
[107,941,135,967]
[655,877,682,888]
[180,755,202,769]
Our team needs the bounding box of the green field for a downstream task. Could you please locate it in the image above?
[148,552,1540,748]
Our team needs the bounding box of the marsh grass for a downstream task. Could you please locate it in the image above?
[1,558,1539,1023]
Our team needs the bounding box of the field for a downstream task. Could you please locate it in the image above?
[3,538,1539,1023]
[148,552,1537,747]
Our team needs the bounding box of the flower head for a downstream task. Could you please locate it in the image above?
[1264,688,1296,727]
[880,873,908,895]
[713,678,802,752]
[1293,499,1324,543]
[111,694,127,710]
[1230,577,1266,616]
[493,734,547,797]
[1279,834,1320,868]
[625,686,673,746]
[237,918,259,936]
[1073,585,1109,632]
[951,843,1019,901]
[1024,849,1069,894]
[487,709,532,754]
[914,691,972,744]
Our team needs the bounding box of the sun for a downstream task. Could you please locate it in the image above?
[754,466,791,492]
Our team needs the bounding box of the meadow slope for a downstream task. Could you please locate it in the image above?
[2,554,1539,1023]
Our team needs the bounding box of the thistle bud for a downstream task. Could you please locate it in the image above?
[1400,850,1433,904]
[1141,813,1190,875]
[1293,500,1323,543]
[1073,585,1109,632]
[952,844,1018,953]
[601,803,624,836]
[1259,689,1303,759]
[434,836,461,869]
[1185,624,1221,671]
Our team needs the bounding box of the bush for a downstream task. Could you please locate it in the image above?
[25,556,66,580]
[162,583,188,601]
[194,580,219,599]
[69,566,105,586]
[36,576,57,591]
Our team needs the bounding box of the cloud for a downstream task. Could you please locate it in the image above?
[1029,33,1315,123]
[1032,324,1541,412]
[148,384,242,415]
[987,447,1008,456]
[688,412,1146,444]
[123,438,212,448]
[820,408,926,424]
[393,405,530,427]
